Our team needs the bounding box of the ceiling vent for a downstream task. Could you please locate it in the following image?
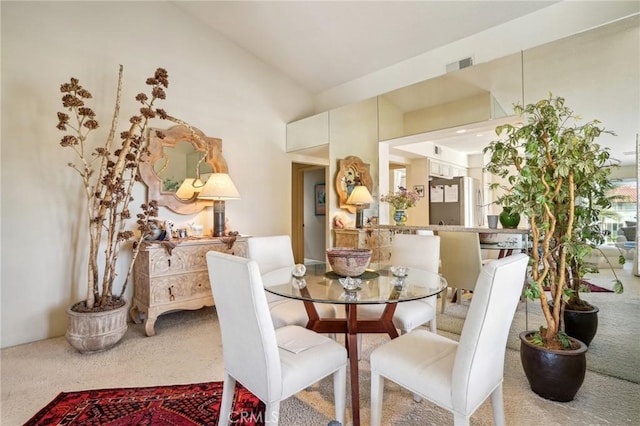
[446,57,474,73]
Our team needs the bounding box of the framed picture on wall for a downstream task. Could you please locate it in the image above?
[413,184,425,197]
[315,183,326,215]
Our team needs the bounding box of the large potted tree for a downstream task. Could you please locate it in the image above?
[483,94,619,401]
[57,66,188,353]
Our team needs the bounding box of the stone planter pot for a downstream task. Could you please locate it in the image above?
[519,331,587,402]
[66,300,129,354]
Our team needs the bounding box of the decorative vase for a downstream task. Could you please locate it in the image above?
[66,299,129,354]
[519,331,587,402]
[564,304,599,346]
[394,209,407,226]
[499,207,520,228]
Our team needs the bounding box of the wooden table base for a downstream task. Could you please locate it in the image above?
[302,301,399,426]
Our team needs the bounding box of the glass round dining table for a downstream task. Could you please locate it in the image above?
[263,263,447,426]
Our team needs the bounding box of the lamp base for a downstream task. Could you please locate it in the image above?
[355,209,364,229]
[212,200,226,237]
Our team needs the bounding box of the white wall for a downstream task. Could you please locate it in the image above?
[0,2,314,347]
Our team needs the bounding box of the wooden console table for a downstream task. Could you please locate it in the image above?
[130,236,248,336]
[334,228,392,263]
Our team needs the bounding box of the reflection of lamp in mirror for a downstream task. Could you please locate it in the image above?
[176,150,209,199]
[347,185,373,229]
[197,173,240,237]
[175,178,204,199]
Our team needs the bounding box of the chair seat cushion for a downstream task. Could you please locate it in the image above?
[276,326,347,397]
[269,299,335,329]
[371,329,457,408]
[357,298,436,332]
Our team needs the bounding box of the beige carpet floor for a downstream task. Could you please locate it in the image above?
[437,292,640,384]
[2,266,639,425]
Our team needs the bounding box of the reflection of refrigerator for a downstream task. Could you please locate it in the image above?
[429,176,482,226]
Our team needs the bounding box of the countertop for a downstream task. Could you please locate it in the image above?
[351,225,530,234]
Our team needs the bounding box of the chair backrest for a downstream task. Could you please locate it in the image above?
[206,251,282,401]
[415,229,434,236]
[451,253,529,414]
[389,234,440,273]
[247,235,295,275]
[439,231,483,291]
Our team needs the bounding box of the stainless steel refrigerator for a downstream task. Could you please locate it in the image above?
[429,176,483,227]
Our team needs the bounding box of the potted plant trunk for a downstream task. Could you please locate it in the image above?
[484,94,622,401]
[57,66,200,353]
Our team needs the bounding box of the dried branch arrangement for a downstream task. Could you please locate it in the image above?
[56,65,172,311]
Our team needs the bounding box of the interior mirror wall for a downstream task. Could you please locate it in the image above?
[377,51,523,143]
[523,15,639,275]
[377,52,524,226]
[522,15,638,164]
[329,97,379,247]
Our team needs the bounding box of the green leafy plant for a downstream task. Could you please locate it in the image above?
[484,94,621,349]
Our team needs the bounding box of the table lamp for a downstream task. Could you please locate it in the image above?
[347,185,373,228]
[197,173,240,237]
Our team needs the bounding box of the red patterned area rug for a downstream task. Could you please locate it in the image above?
[583,281,613,292]
[24,382,265,426]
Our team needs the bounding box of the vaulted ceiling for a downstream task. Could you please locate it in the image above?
[174,1,638,166]
[175,1,558,93]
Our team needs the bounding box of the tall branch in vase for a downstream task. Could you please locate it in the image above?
[56,66,173,310]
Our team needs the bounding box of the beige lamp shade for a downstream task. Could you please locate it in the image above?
[347,185,373,205]
[175,178,205,199]
[197,173,241,200]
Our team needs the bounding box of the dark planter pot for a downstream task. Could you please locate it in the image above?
[519,331,588,402]
[564,304,599,346]
[499,208,520,229]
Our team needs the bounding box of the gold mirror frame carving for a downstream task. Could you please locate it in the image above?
[335,156,373,213]
[141,125,228,214]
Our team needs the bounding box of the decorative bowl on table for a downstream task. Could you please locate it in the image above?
[390,266,409,277]
[338,276,362,291]
[326,248,372,277]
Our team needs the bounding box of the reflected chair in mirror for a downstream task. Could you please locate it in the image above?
[247,235,336,328]
[356,234,440,355]
[370,253,529,426]
[439,231,483,313]
[206,252,347,426]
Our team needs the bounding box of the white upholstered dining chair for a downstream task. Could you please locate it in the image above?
[247,235,335,328]
[439,231,483,313]
[369,253,529,426]
[355,234,440,358]
[206,251,347,426]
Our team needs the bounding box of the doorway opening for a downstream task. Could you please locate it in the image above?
[291,162,327,264]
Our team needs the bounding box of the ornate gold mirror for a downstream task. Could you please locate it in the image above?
[141,125,228,214]
[335,156,373,213]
